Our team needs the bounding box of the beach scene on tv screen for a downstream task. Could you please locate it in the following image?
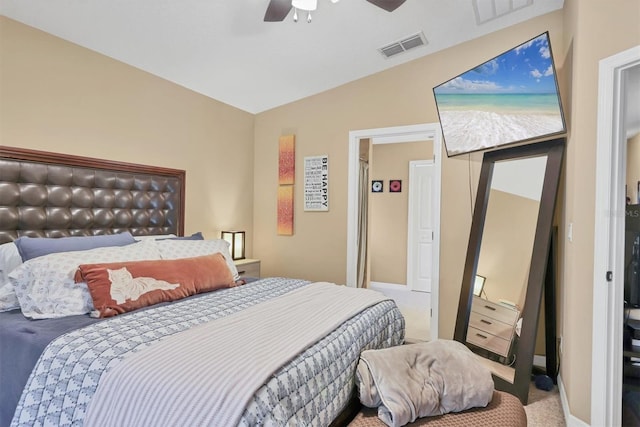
[434,33,565,156]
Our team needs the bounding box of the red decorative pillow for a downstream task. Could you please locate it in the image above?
[75,253,236,318]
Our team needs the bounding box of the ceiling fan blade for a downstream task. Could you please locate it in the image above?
[366,0,407,12]
[264,0,293,21]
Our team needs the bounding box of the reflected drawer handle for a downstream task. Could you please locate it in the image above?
[484,305,496,311]
[475,333,488,339]
[480,319,492,325]
[238,270,246,274]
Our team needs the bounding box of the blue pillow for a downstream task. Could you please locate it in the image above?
[15,232,137,262]
[158,232,205,241]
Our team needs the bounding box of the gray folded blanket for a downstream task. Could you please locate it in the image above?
[356,339,494,427]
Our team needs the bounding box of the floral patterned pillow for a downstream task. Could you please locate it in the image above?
[0,242,22,312]
[9,240,162,319]
[154,239,240,281]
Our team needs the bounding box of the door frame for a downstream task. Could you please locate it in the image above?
[346,123,442,340]
[592,45,640,427]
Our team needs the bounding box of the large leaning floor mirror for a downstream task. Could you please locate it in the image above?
[453,138,565,404]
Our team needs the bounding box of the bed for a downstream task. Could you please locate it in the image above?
[0,146,405,427]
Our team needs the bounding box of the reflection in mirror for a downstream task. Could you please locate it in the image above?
[473,275,485,296]
[466,156,547,384]
[454,138,565,405]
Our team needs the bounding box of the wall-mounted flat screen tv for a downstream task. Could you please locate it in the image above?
[433,32,566,157]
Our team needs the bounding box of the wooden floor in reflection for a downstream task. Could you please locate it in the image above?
[474,353,516,383]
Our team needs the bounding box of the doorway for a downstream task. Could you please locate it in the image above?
[592,45,640,427]
[346,123,442,341]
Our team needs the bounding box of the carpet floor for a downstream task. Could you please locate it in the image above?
[525,381,565,426]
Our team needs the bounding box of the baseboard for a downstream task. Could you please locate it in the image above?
[558,374,590,427]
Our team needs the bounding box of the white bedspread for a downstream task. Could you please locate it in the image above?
[83,282,389,427]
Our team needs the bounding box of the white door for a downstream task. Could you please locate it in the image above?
[407,160,434,292]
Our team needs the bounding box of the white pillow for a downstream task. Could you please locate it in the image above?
[10,240,163,319]
[154,239,240,281]
[0,242,23,311]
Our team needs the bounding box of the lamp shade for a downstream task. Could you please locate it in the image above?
[221,230,245,260]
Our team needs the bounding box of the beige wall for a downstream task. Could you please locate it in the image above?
[477,189,539,310]
[254,11,563,339]
[4,3,640,423]
[0,16,256,251]
[559,0,640,423]
[368,140,432,285]
[253,6,638,420]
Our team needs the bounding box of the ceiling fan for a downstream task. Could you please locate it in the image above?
[264,0,407,22]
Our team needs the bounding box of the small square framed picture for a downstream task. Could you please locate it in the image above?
[371,180,383,193]
[389,180,402,193]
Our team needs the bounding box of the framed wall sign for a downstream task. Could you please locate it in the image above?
[304,155,329,211]
[389,179,402,193]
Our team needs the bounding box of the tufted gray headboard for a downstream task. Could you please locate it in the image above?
[0,146,185,244]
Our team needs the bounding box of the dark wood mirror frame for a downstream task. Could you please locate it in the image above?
[453,137,565,404]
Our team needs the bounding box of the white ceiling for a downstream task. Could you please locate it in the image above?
[0,0,568,114]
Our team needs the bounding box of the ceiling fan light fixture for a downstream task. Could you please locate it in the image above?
[264,0,404,22]
[292,8,313,23]
[292,0,317,11]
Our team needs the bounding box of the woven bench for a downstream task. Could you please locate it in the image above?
[347,390,526,427]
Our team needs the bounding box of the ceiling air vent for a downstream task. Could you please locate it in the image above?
[473,0,533,24]
[379,31,428,59]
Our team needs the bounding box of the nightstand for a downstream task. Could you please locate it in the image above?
[234,258,261,278]
[466,296,519,361]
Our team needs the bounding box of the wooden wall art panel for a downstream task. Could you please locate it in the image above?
[278,135,295,185]
[277,185,294,235]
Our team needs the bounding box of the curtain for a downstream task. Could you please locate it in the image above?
[356,159,369,288]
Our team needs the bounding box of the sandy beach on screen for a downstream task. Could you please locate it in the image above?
[440,110,564,155]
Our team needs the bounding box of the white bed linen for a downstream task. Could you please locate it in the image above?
[84,282,389,426]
